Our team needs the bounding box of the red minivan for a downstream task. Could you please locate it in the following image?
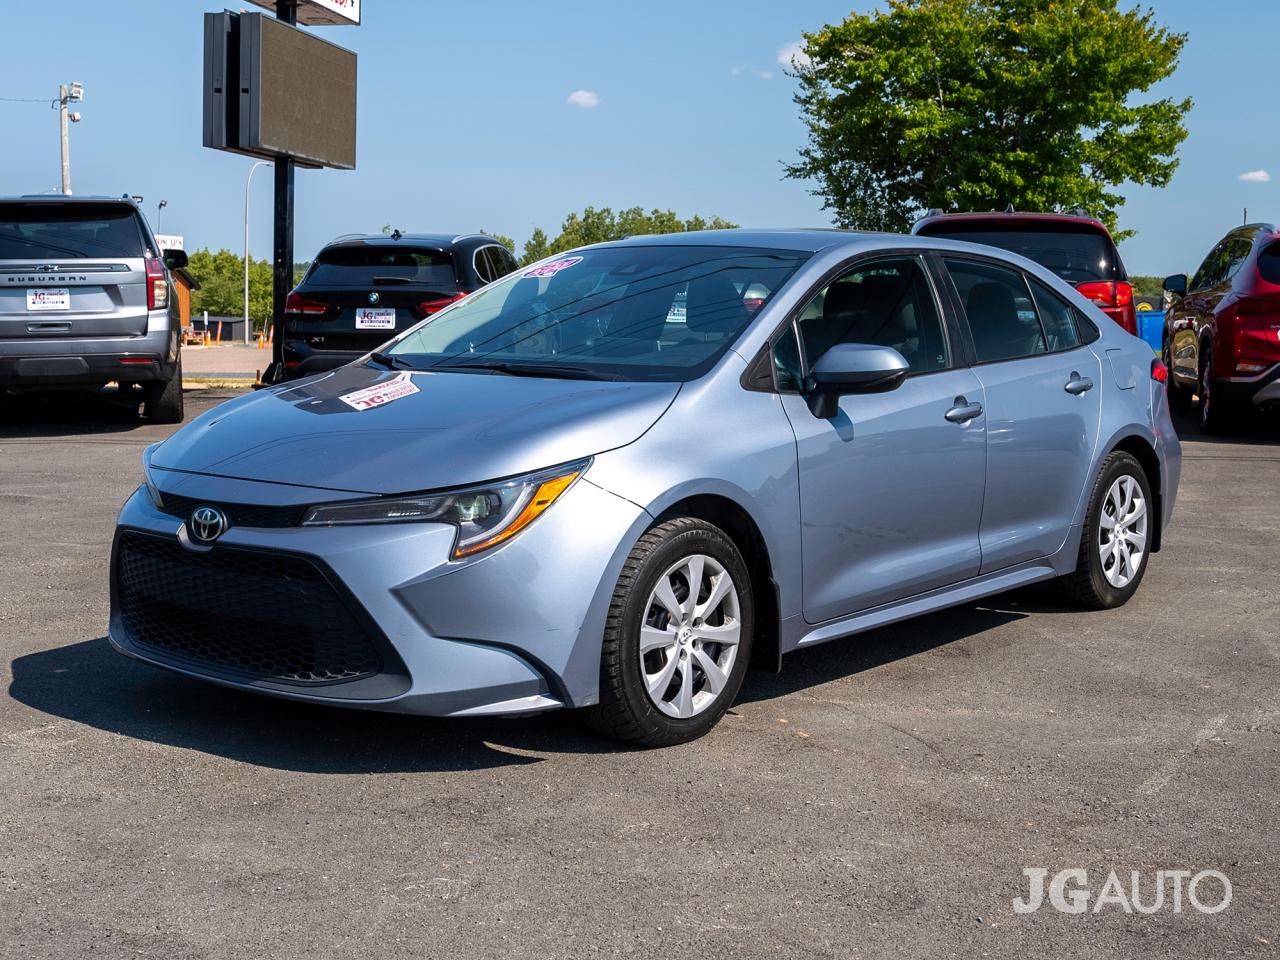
[1162,224,1280,433]
[913,211,1137,335]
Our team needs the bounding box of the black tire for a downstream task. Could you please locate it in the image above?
[580,517,754,747]
[1056,451,1153,610]
[1163,339,1193,414]
[144,357,184,424]
[1198,343,1231,435]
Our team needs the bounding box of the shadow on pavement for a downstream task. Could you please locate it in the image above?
[9,588,1068,773]
[0,388,147,438]
[1170,407,1280,446]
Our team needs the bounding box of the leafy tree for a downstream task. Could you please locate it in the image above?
[480,230,517,253]
[185,248,273,329]
[785,0,1191,238]
[517,207,738,265]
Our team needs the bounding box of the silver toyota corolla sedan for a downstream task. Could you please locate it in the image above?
[110,230,1181,746]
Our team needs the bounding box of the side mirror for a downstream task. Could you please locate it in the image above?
[163,248,188,270]
[1162,273,1187,295]
[803,343,909,419]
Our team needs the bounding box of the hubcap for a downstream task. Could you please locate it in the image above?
[639,554,741,719]
[1098,474,1148,589]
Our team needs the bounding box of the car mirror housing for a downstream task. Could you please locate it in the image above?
[803,343,910,418]
[162,249,188,270]
[1162,273,1188,295]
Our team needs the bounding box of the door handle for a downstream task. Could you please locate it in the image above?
[945,396,983,424]
[1064,372,1094,395]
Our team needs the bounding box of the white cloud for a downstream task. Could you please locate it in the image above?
[758,70,774,81]
[566,89,600,109]
[730,65,745,77]
[778,40,811,68]
[1238,169,1271,183]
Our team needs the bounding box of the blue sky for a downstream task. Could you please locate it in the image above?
[0,0,1273,275]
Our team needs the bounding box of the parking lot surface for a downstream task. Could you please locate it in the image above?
[1,390,1277,959]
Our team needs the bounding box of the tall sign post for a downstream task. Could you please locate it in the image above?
[202,0,358,381]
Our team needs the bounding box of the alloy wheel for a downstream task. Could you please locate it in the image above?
[1098,475,1148,588]
[639,553,741,719]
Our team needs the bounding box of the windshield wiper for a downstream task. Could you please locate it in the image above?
[368,351,412,370]
[431,361,618,381]
[370,276,415,285]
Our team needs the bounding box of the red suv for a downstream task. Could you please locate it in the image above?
[913,211,1136,335]
[1162,224,1280,433]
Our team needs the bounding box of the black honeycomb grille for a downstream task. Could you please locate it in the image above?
[157,493,306,529]
[115,532,383,685]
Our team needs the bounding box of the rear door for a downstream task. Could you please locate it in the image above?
[0,202,150,342]
[940,256,1103,572]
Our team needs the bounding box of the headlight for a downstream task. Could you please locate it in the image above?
[301,459,589,559]
[142,442,164,508]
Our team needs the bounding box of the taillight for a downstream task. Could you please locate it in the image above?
[145,257,167,310]
[284,291,327,316]
[418,292,467,315]
[742,297,766,313]
[1151,357,1168,383]
[1075,280,1132,307]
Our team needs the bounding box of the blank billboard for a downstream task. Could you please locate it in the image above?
[238,13,357,170]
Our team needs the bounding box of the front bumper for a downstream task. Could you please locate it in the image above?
[108,470,648,717]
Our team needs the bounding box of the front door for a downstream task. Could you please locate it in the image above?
[940,257,1104,572]
[775,255,988,624]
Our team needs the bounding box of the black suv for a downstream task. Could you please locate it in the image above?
[282,233,519,379]
[0,195,187,422]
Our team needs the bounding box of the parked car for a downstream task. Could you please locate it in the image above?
[913,210,1137,335]
[0,195,187,421]
[281,232,519,379]
[1162,223,1280,432]
[110,230,1179,746]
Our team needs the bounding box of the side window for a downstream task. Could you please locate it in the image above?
[786,257,950,376]
[1028,277,1081,352]
[772,325,803,390]
[1224,237,1252,282]
[944,258,1046,363]
[492,247,519,279]
[1191,243,1224,291]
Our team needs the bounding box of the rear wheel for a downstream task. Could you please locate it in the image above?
[581,517,753,747]
[144,357,184,424]
[1057,451,1153,609]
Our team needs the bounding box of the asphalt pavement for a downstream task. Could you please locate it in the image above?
[1,389,1277,959]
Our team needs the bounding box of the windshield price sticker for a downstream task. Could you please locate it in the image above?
[339,372,420,411]
[523,256,583,279]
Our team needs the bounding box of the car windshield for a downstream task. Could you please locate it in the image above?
[386,245,809,382]
[307,247,456,286]
[922,227,1119,283]
[0,203,146,259]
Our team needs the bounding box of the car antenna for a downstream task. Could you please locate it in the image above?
[390,229,403,241]
[1004,203,1015,214]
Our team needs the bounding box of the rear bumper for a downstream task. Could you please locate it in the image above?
[0,325,177,387]
[281,341,362,380]
[1217,363,1280,407]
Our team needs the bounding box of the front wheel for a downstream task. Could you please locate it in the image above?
[1164,339,1193,414]
[1199,343,1233,435]
[581,517,753,747]
[1057,451,1153,609]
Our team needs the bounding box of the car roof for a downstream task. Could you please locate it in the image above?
[321,233,496,252]
[913,211,1114,237]
[2,194,141,205]
[598,228,908,254]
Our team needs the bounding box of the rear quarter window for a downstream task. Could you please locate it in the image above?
[0,203,146,259]
[1257,243,1280,285]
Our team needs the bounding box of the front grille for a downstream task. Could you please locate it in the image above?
[115,532,383,685]
[157,493,306,529]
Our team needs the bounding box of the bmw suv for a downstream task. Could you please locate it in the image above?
[281,232,519,379]
[0,195,187,422]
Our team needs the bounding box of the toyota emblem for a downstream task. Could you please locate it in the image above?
[368,291,380,304]
[189,505,228,544]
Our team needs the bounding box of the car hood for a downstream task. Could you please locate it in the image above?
[152,364,679,495]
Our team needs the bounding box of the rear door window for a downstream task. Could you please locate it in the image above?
[0,203,146,259]
[308,247,456,287]
[920,226,1119,284]
[944,258,1047,363]
[1028,278,1081,352]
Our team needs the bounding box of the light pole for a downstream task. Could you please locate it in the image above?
[244,160,272,345]
[157,199,167,232]
[58,82,83,195]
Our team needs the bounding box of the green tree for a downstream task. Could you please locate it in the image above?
[185,247,273,330]
[518,207,738,265]
[785,0,1191,237]
[480,230,517,253]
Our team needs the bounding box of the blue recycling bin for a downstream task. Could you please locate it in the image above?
[1137,310,1164,352]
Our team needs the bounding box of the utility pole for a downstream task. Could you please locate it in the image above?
[58,82,83,195]
[244,160,271,345]
[266,0,299,382]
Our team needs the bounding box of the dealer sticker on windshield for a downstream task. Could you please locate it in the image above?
[339,372,420,412]
[523,256,582,279]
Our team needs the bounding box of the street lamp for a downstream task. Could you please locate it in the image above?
[157,199,167,232]
[244,160,272,345]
